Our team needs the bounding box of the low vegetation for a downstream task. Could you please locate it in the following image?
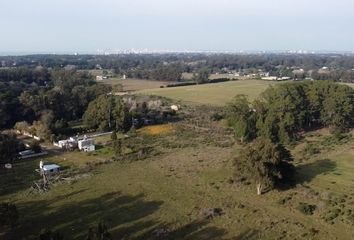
[137,124,174,136]
[1,54,354,239]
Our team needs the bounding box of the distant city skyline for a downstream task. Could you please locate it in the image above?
[1,0,354,53]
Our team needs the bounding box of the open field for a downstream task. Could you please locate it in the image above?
[100,78,171,91]
[139,80,281,105]
[1,106,354,239]
[82,69,172,91]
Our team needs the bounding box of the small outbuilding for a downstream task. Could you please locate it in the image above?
[42,164,60,174]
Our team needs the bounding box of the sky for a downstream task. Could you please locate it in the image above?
[0,0,353,53]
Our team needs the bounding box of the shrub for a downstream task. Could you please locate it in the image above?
[325,208,341,221]
[278,196,292,205]
[210,112,224,121]
[303,143,320,156]
[297,202,316,215]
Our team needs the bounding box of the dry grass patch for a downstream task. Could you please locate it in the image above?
[138,124,175,136]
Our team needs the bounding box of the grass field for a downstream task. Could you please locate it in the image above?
[139,80,281,105]
[2,81,354,239]
[1,105,354,239]
[84,69,172,91]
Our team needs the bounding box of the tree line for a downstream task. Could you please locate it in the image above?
[125,65,183,81]
[2,53,354,82]
[0,68,112,139]
[226,81,354,145]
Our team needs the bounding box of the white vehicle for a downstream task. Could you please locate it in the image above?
[19,150,35,156]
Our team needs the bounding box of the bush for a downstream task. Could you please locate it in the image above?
[278,196,292,205]
[210,112,224,121]
[324,208,341,221]
[303,143,320,156]
[297,202,316,215]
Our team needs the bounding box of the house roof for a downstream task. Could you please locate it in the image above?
[42,164,60,171]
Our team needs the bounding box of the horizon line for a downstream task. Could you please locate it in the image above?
[1,49,354,57]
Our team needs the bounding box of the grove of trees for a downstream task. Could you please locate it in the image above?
[0,68,112,140]
[227,81,354,144]
[83,95,132,132]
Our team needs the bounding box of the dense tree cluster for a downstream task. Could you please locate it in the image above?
[83,95,132,132]
[0,68,111,138]
[19,70,110,121]
[0,67,50,85]
[227,81,354,144]
[126,65,183,81]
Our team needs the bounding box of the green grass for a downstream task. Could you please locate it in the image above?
[2,107,354,239]
[3,141,354,239]
[139,80,281,105]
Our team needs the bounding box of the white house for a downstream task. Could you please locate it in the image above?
[56,137,78,149]
[78,138,95,152]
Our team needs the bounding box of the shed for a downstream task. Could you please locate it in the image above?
[42,164,60,174]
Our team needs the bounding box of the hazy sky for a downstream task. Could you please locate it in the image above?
[0,0,353,53]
